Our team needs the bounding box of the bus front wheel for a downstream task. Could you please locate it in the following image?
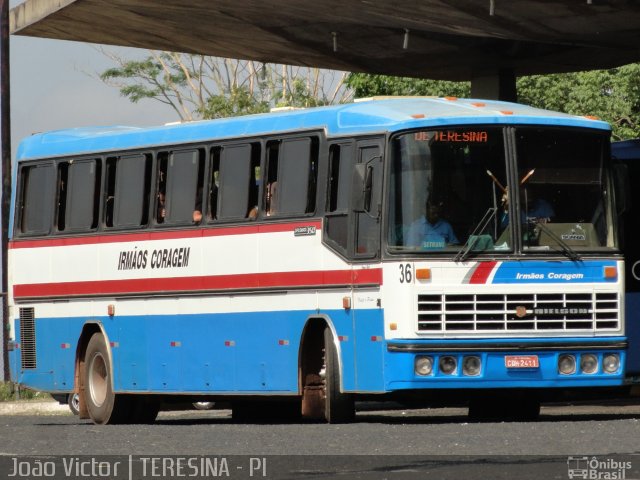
[83,332,131,424]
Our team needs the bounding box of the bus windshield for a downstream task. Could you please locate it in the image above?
[388,126,615,254]
[515,128,613,253]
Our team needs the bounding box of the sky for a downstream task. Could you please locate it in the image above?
[7,2,176,159]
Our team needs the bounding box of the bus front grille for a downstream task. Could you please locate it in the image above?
[19,307,37,369]
[417,292,619,333]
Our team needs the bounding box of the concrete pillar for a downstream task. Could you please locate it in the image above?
[470,69,517,102]
[1,0,10,382]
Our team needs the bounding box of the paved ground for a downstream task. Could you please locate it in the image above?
[0,401,638,479]
[0,399,70,415]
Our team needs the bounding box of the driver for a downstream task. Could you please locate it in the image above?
[405,201,459,248]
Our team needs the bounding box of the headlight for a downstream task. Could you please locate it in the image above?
[580,354,598,374]
[603,354,620,374]
[439,356,457,375]
[462,356,481,376]
[558,354,576,375]
[415,356,434,376]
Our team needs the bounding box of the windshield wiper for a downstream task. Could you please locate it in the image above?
[530,220,582,262]
[454,207,497,263]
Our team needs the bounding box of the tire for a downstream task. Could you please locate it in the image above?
[83,332,131,424]
[68,393,80,416]
[193,401,215,410]
[323,326,355,423]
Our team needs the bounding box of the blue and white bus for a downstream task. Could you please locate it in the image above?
[613,138,640,385]
[8,97,627,424]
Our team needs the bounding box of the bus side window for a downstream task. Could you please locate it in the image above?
[249,146,261,219]
[19,163,55,235]
[355,142,383,257]
[156,153,168,223]
[265,141,279,216]
[327,143,354,213]
[55,162,68,231]
[63,159,101,232]
[208,147,221,221]
[264,137,318,217]
[217,143,259,221]
[107,154,152,229]
[158,148,204,225]
[324,142,354,254]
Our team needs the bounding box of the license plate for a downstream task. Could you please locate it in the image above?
[505,355,540,369]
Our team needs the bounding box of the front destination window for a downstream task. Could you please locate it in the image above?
[388,127,615,256]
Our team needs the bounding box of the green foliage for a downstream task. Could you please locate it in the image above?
[100,54,187,104]
[517,64,640,140]
[103,50,640,140]
[0,382,48,401]
[200,87,269,119]
[345,73,470,98]
[100,53,351,121]
[0,381,13,401]
[275,79,331,108]
[346,65,640,140]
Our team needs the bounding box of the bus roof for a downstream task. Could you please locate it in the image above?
[16,97,611,161]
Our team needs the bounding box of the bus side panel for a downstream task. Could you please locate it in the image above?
[115,315,150,391]
[326,308,357,392]
[13,316,80,393]
[353,302,385,392]
[625,293,640,375]
[115,311,305,394]
[231,311,299,392]
[619,155,640,376]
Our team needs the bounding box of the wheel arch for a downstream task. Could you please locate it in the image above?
[298,314,345,393]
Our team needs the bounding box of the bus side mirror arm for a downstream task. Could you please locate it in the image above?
[351,156,380,216]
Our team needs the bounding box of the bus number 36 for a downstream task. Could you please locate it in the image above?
[399,263,413,283]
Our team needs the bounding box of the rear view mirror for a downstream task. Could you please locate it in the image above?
[351,163,372,213]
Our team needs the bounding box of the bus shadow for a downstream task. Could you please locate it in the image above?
[356,411,640,425]
[150,406,640,425]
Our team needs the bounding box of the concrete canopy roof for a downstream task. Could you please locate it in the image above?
[9,0,640,81]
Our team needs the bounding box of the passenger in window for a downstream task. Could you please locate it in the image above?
[405,201,459,249]
[193,187,203,224]
[157,192,166,223]
[247,206,258,220]
[209,183,218,221]
[266,181,278,216]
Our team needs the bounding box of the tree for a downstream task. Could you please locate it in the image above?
[100,50,352,121]
[346,65,640,140]
[517,64,640,141]
[345,73,470,99]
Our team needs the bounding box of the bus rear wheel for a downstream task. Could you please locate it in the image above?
[83,332,131,424]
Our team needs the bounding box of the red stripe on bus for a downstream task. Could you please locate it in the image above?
[468,261,498,284]
[13,268,383,299]
[9,220,323,249]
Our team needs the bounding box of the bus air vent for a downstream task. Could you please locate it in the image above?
[19,307,37,369]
